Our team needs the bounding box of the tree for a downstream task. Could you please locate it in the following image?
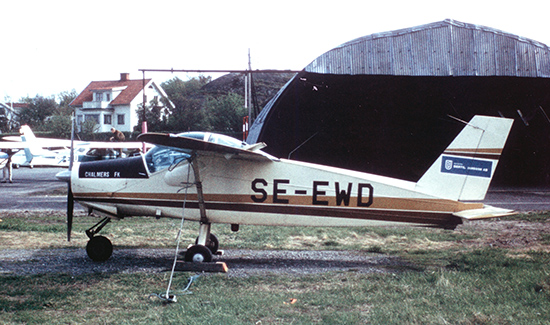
[19,95,57,128]
[44,115,72,138]
[205,93,246,136]
[57,90,78,116]
[162,76,212,132]
[80,119,100,140]
[40,90,77,138]
[134,98,170,133]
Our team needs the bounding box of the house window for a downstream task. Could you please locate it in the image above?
[106,93,111,101]
[85,114,100,124]
[95,93,103,101]
[104,114,112,125]
[117,114,125,125]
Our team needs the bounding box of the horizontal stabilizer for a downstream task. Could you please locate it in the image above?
[453,205,516,220]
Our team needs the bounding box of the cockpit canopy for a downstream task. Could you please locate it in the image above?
[179,132,247,149]
[144,132,247,174]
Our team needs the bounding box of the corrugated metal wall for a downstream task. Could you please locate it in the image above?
[305,19,550,78]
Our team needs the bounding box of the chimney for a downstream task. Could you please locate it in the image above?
[120,73,130,81]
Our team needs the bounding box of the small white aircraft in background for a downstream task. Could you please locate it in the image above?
[67,115,514,263]
[0,125,150,168]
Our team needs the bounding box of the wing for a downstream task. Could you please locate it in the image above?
[2,137,73,147]
[4,136,149,150]
[0,142,32,149]
[76,141,151,150]
[138,133,276,162]
[1,136,24,142]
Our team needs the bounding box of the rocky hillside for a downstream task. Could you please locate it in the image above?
[201,72,297,111]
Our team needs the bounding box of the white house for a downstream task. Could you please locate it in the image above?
[70,73,173,133]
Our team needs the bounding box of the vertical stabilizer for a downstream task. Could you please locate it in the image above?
[415,116,513,201]
[20,125,41,163]
[19,125,36,142]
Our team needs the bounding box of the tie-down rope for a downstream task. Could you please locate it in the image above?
[151,156,198,303]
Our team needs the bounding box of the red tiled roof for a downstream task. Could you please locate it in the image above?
[70,78,152,107]
[11,103,29,109]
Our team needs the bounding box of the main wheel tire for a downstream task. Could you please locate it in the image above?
[195,233,219,254]
[86,235,113,262]
[184,245,213,263]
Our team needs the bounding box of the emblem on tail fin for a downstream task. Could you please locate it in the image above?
[441,156,492,178]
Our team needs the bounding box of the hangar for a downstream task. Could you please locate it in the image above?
[247,19,550,187]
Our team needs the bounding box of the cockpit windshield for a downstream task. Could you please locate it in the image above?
[144,146,190,174]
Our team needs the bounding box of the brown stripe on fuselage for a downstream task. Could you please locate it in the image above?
[74,192,483,213]
[74,195,463,227]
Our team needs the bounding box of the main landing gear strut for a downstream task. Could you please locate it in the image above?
[85,217,113,262]
[182,154,221,263]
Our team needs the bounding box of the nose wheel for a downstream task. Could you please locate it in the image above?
[84,217,113,262]
[86,235,113,262]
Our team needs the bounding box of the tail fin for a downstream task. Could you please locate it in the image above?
[19,125,36,142]
[415,115,513,201]
[20,125,41,163]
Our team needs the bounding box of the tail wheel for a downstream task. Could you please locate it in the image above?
[86,235,113,262]
[184,245,213,263]
[195,233,219,254]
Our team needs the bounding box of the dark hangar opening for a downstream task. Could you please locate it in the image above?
[248,20,550,187]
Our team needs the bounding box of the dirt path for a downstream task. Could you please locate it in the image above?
[0,248,407,277]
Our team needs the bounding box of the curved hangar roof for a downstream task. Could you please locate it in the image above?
[305,19,550,77]
[248,19,550,186]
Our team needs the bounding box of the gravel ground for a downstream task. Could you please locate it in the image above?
[0,248,406,277]
[3,218,547,278]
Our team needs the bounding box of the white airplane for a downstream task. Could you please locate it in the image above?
[67,115,514,263]
[0,125,149,168]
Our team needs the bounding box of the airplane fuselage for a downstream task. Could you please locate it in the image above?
[72,153,481,229]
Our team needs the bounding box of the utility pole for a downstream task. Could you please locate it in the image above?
[141,70,148,153]
[247,49,252,122]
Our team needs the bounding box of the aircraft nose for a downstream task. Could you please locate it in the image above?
[56,170,71,182]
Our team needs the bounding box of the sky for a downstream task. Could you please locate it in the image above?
[2,0,549,102]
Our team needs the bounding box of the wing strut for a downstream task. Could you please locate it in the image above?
[189,154,212,248]
[189,154,208,224]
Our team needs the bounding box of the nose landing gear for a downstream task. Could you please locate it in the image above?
[86,235,113,262]
[85,217,113,262]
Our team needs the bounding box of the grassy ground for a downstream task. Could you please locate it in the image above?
[1,211,550,324]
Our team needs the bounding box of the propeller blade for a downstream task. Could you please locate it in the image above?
[67,111,75,242]
[67,184,74,242]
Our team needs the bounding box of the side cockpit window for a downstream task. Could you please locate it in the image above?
[145,146,190,174]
